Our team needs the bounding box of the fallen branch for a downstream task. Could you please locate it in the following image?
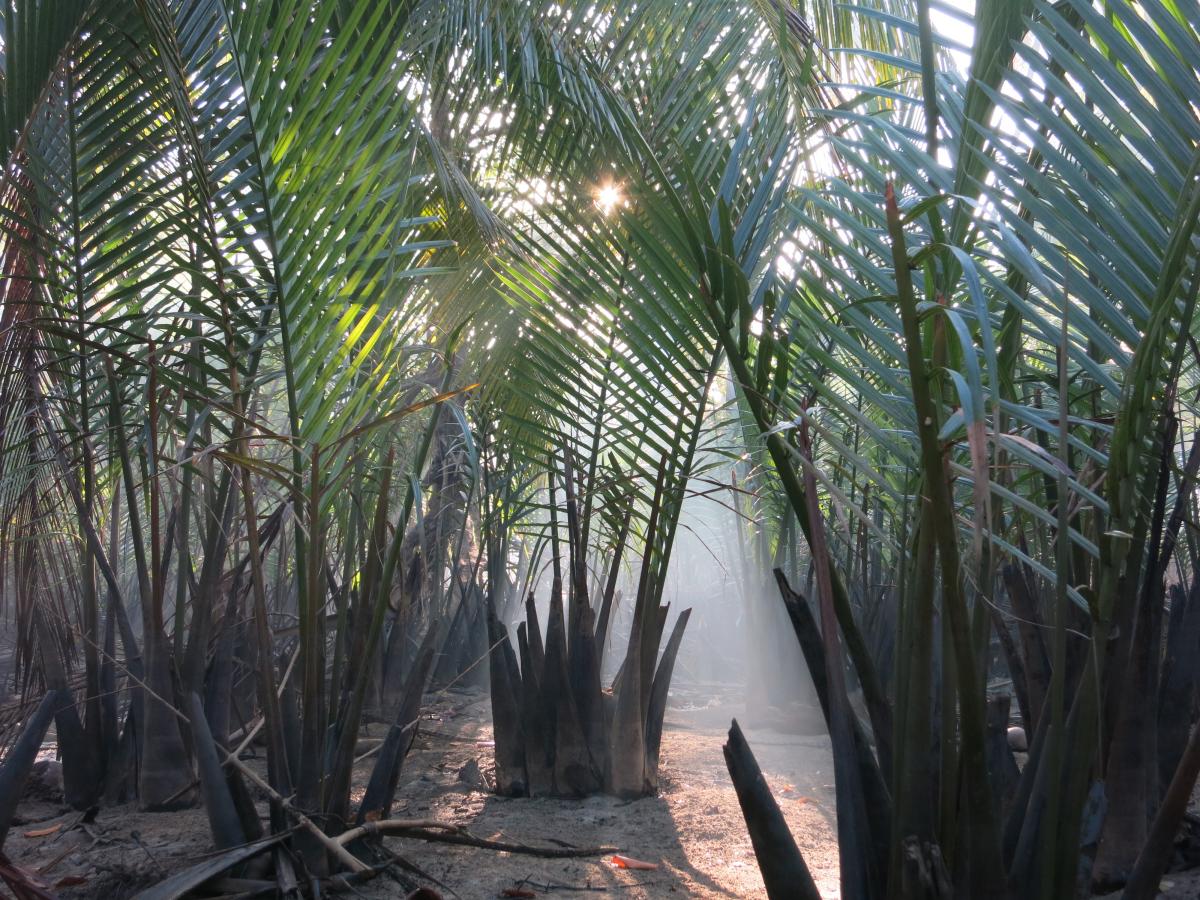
[220,751,369,874]
[339,820,617,858]
[509,878,611,893]
[509,875,657,894]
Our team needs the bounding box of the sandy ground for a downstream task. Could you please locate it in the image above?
[11,686,1200,898]
[3,685,841,899]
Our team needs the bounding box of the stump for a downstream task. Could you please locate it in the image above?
[485,452,690,799]
[487,589,690,798]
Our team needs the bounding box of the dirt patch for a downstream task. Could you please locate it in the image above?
[4,686,841,899]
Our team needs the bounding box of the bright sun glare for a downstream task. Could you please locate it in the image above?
[594,181,623,215]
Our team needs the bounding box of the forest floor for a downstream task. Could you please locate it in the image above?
[3,684,842,899]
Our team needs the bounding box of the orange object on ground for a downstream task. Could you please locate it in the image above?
[21,825,61,839]
[608,854,659,870]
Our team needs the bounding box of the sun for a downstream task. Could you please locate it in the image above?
[593,181,624,215]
